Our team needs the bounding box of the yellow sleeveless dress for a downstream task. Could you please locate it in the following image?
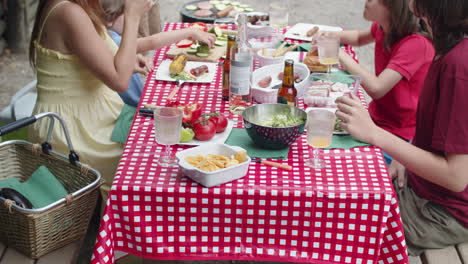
[28,2,124,198]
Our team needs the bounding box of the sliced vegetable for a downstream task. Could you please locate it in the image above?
[206,112,228,133]
[239,4,249,8]
[215,4,226,10]
[186,49,198,55]
[185,4,198,11]
[197,42,210,54]
[196,52,210,57]
[176,39,194,48]
[214,40,225,46]
[190,43,199,49]
[244,7,253,12]
[166,102,203,127]
[209,26,224,37]
[231,1,240,6]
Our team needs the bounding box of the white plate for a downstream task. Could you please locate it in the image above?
[178,120,235,146]
[285,23,343,42]
[155,60,218,83]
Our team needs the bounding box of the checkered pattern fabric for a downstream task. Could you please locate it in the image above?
[92,23,408,264]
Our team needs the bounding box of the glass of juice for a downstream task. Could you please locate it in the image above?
[316,32,340,74]
[154,107,183,167]
[305,109,335,169]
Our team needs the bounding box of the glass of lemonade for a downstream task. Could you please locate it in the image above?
[316,33,340,74]
[154,107,183,167]
[306,109,336,169]
[268,0,289,29]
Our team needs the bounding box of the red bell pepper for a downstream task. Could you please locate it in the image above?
[188,22,208,32]
[165,101,203,126]
[176,39,194,48]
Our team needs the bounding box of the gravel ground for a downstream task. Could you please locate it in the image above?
[0,0,373,112]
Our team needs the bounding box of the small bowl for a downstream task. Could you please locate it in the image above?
[176,144,251,188]
[251,62,310,104]
[242,104,307,149]
[256,48,285,67]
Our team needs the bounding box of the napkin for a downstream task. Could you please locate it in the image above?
[0,166,68,208]
[224,128,290,159]
[311,70,356,84]
[325,135,371,150]
[111,104,136,144]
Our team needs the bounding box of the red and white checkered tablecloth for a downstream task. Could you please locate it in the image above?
[92,23,408,264]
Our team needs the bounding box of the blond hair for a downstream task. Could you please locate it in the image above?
[100,0,125,23]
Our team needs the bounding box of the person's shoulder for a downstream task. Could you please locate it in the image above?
[399,33,432,47]
[56,1,92,24]
[395,34,434,57]
[443,39,468,64]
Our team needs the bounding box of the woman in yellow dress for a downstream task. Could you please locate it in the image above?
[28,0,151,202]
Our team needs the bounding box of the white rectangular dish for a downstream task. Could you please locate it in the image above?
[285,23,343,42]
[176,144,251,188]
[154,60,218,83]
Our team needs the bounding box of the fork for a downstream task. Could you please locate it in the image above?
[252,157,292,171]
[166,80,185,101]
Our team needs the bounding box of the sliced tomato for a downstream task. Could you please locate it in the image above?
[188,22,208,32]
[176,39,194,48]
[213,23,228,29]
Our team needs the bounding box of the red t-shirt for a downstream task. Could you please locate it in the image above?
[368,22,434,140]
[408,39,468,228]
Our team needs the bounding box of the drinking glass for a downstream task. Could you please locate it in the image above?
[268,0,289,29]
[316,33,340,74]
[305,109,336,169]
[154,107,183,167]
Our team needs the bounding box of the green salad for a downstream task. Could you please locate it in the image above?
[260,114,305,128]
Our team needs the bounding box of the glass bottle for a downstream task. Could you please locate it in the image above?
[229,13,253,114]
[277,59,297,106]
[222,35,236,101]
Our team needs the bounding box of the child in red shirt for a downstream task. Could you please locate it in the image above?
[336,0,468,255]
[325,0,434,164]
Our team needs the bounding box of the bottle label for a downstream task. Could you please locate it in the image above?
[230,58,252,96]
[277,96,296,106]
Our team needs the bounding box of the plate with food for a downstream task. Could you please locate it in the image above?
[179,120,235,146]
[285,23,343,42]
[155,58,218,83]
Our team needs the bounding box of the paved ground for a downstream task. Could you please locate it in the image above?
[0,0,373,112]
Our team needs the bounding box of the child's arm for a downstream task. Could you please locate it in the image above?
[137,28,216,53]
[338,29,374,46]
[335,95,468,193]
[65,0,150,93]
[339,49,403,99]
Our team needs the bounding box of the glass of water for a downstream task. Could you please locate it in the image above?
[305,109,335,169]
[154,107,183,167]
[269,0,289,29]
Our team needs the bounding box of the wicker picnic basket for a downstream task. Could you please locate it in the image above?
[0,112,102,259]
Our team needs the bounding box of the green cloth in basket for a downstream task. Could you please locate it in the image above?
[111,104,136,144]
[0,166,68,208]
[325,135,371,149]
[224,128,290,159]
[310,70,356,84]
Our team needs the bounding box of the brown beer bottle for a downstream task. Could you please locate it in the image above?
[222,35,236,101]
[277,59,297,106]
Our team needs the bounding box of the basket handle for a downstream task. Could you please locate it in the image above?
[0,116,37,136]
[0,113,81,166]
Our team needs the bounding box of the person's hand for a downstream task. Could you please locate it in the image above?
[190,29,216,48]
[311,31,340,45]
[134,54,153,75]
[125,0,152,19]
[389,159,406,188]
[335,94,380,144]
